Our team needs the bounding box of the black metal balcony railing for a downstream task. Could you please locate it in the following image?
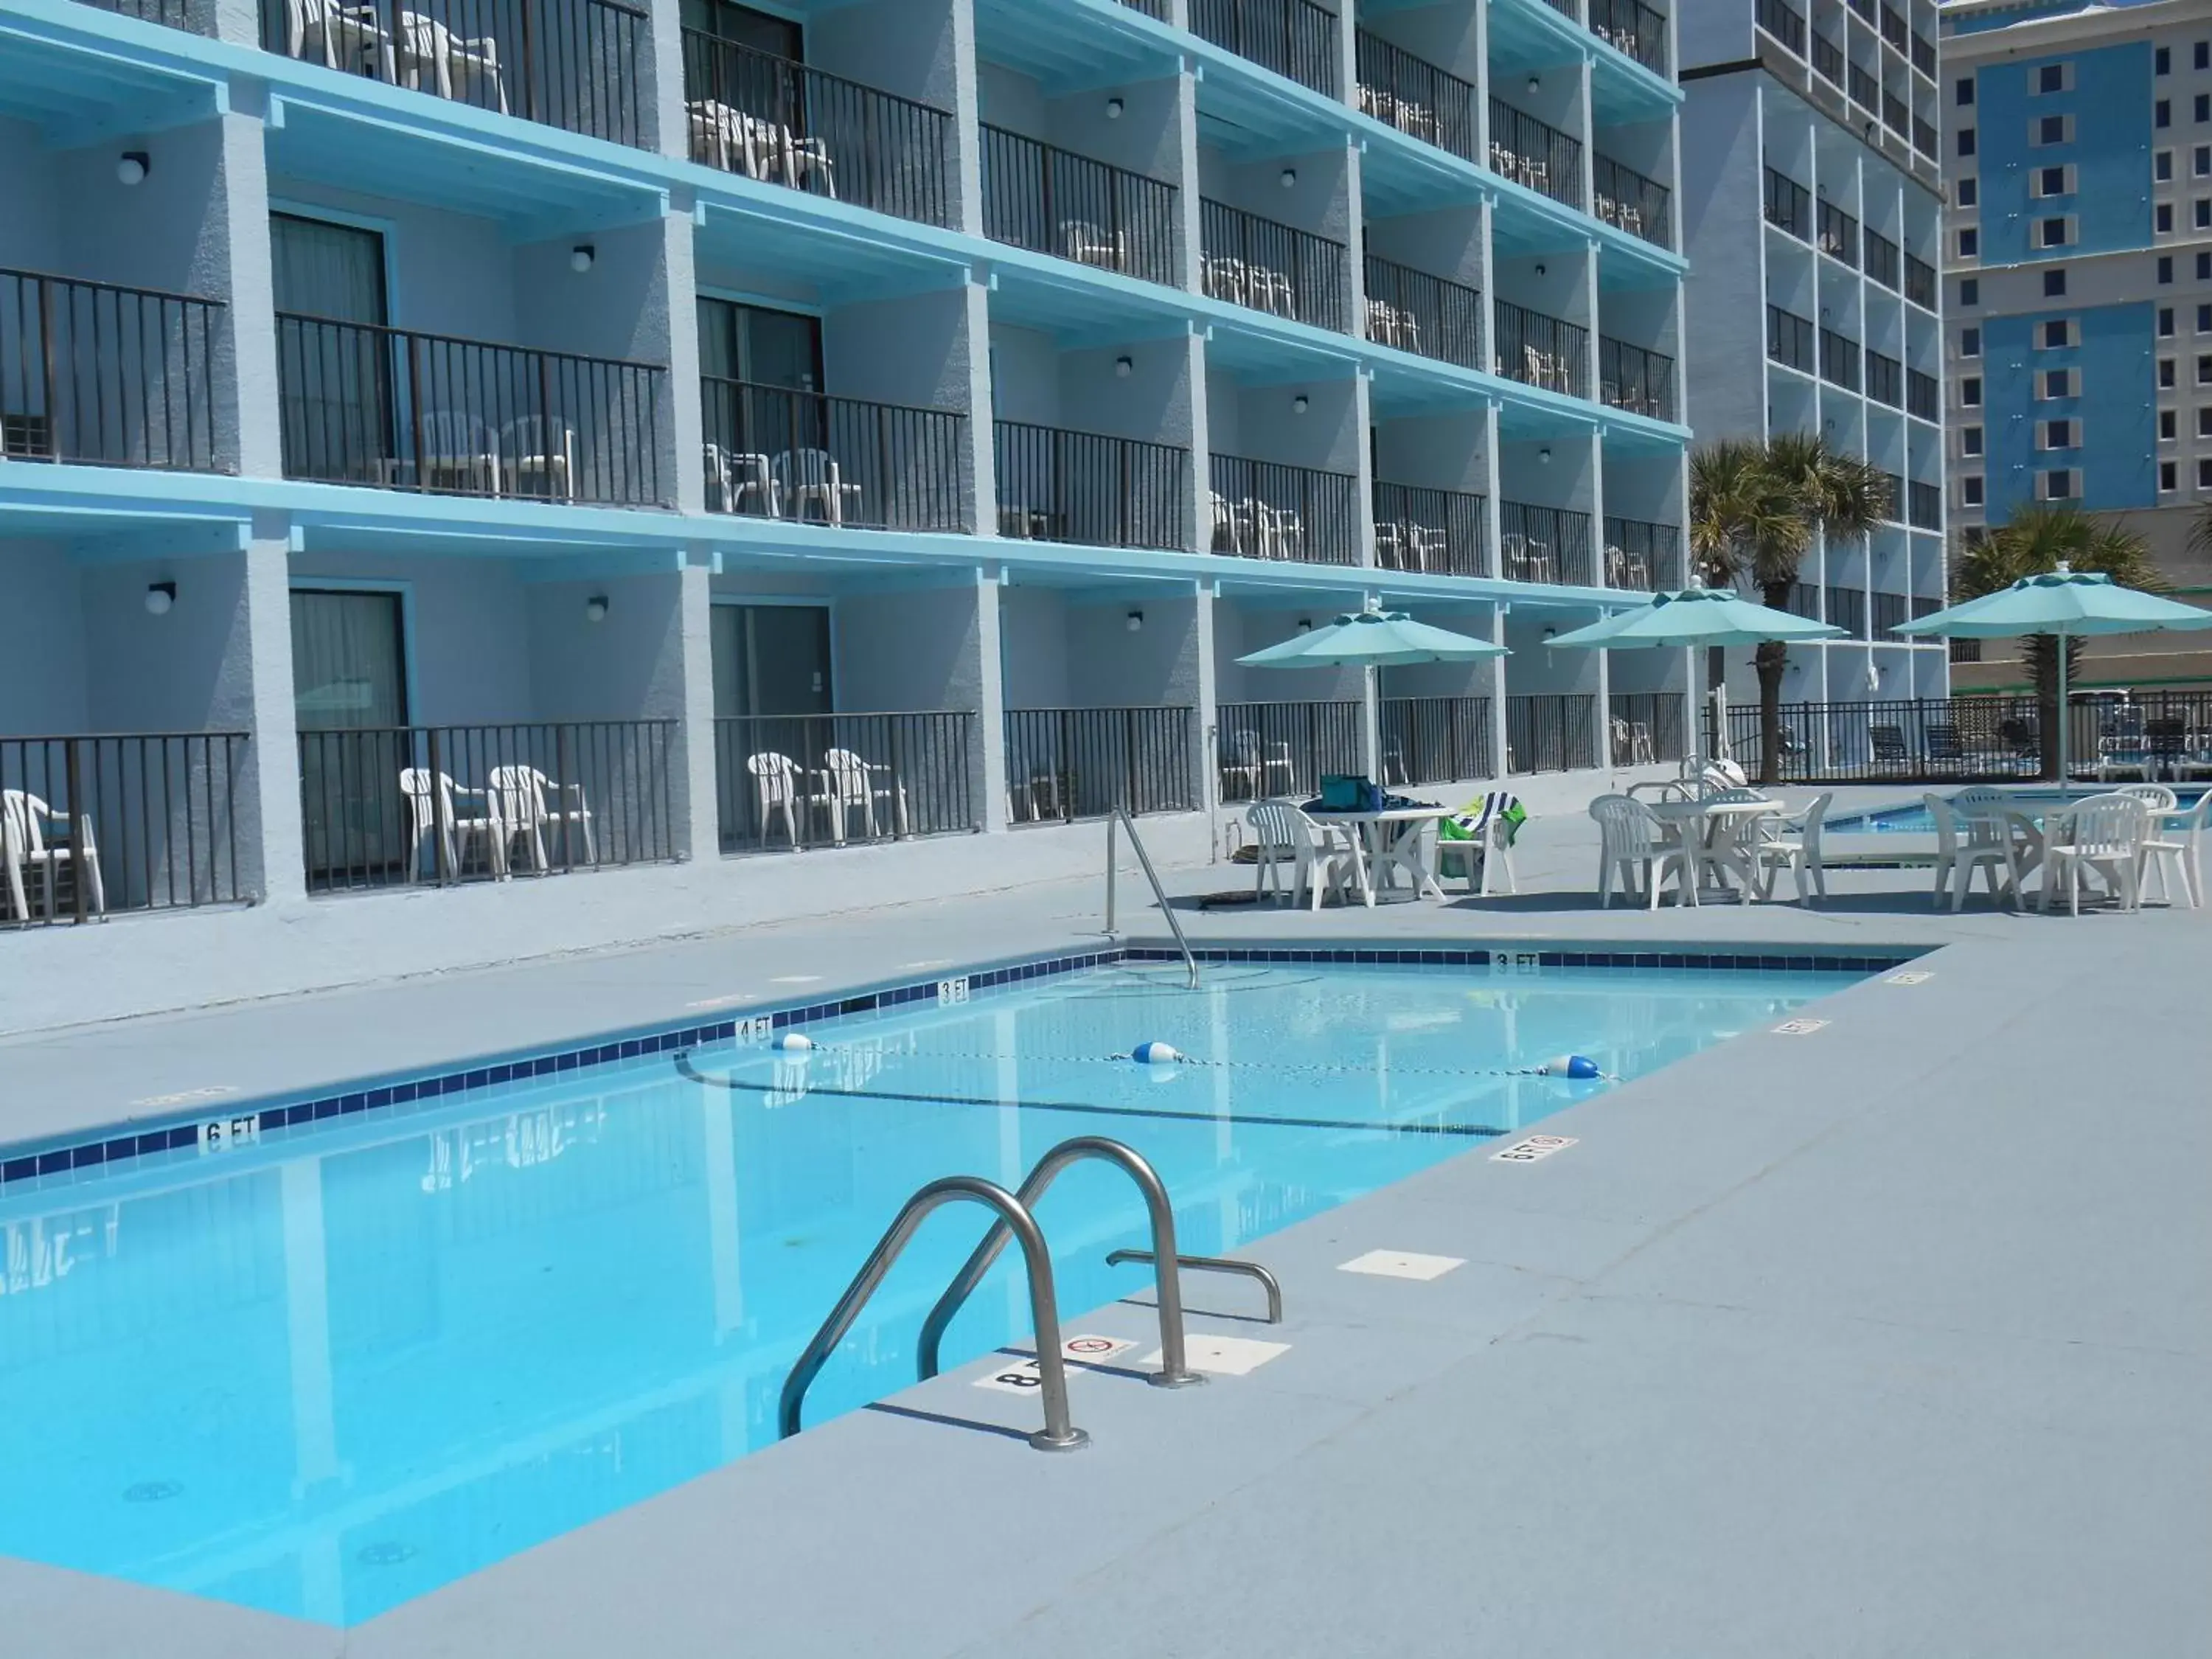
[1767,304,1815,372]
[1383,696,1495,787]
[1882,94,1909,137]
[1495,299,1590,398]
[1912,34,1936,78]
[1818,327,1861,392]
[1866,347,1903,407]
[1784,580,1822,620]
[1374,481,1489,577]
[1864,226,1901,289]
[1826,585,1869,639]
[1909,479,1942,529]
[1363,256,1482,369]
[994,421,1187,552]
[1355,32,1478,165]
[297,722,678,891]
[1489,100,1585,212]
[1604,515,1683,591]
[1950,638,1983,664]
[713,712,977,852]
[979,125,1180,288]
[1764,165,1811,239]
[1848,0,1873,21]
[1216,700,1360,801]
[1915,117,1938,158]
[1200,198,1347,332]
[1208,453,1360,565]
[680,32,953,227]
[1006,706,1197,821]
[1500,500,1595,587]
[1882,471,1905,522]
[1507,694,1597,774]
[1599,336,1675,420]
[1848,62,1879,111]
[1588,0,1669,78]
[1,733,251,925]
[1608,692,1686,765]
[1189,0,1341,97]
[1117,0,1171,16]
[276,313,666,505]
[1907,368,1938,421]
[262,0,650,145]
[1871,591,1909,638]
[1818,200,1859,265]
[1905,254,1937,310]
[1812,32,1844,86]
[1,268,223,472]
[1755,0,1805,55]
[700,376,968,533]
[1912,596,1941,621]
[1879,5,1907,52]
[1593,155,1671,247]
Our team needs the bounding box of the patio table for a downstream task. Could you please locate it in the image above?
[1647,796,1784,902]
[1307,805,1447,907]
[1963,801,2152,911]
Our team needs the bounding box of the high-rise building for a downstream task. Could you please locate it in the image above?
[1679,0,1953,713]
[1940,0,2212,695]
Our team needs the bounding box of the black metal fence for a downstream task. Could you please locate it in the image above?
[1812,30,1843,85]
[1384,695,1493,787]
[1496,298,1588,397]
[1593,154,1671,247]
[1905,254,1936,310]
[1818,326,1860,392]
[995,421,1186,551]
[86,0,199,26]
[1118,0,1170,15]
[1501,500,1595,587]
[1599,335,1674,420]
[1374,481,1488,577]
[701,376,967,532]
[1200,198,1346,330]
[1005,707,1197,821]
[1863,226,1901,290]
[1363,255,1481,368]
[1217,700,1361,800]
[1604,515,1682,590]
[1826,584,1868,639]
[1355,31,1478,164]
[1507,694,1598,774]
[1,268,223,471]
[1755,0,1804,52]
[1865,347,1902,407]
[1190,0,1341,97]
[2,733,251,925]
[1589,0,1669,77]
[680,31,953,226]
[1817,200,1858,266]
[275,313,665,504]
[1908,479,1941,529]
[1848,62,1878,111]
[1608,692,1686,765]
[297,722,678,891]
[979,125,1180,288]
[1489,99,1584,211]
[1763,165,1810,239]
[713,712,976,852]
[1713,695,2212,784]
[262,0,650,145]
[1907,368,1938,422]
[1209,453,1360,564]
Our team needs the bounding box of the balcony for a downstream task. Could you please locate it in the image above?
[979,126,1180,288]
[1374,481,1488,577]
[1216,700,1358,800]
[1004,706,1197,821]
[1950,637,1982,664]
[1848,0,1873,20]
[1117,0,1170,15]
[83,0,196,25]
[1355,32,1478,166]
[1507,694,1597,773]
[1812,32,1844,86]
[1384,697,1493,787]
[1495,299,1590,399]
[1200,200,1346,331]
[1908,479,1942,529]
[1599,336,1675,420]
[1882,471,1905,522]
[1593,155,1672,248]
[1871,591,1909,637]
[1848,63,1879,112]
[1818,327,1860,392]
[1604,515,1683,591]
[681,32,954,227]
[1489,100,1585,213]
[1905,254,1937,310]
[1784,580,1821,619]
[1189,0,1341,98]
[714,712,978,852]
[1817,200,1859,266]
[1882,93,1909,136]
[1755,0,1805,55]
[1767,305,1815,372]
[1864,227,1901,290]
[1500,500,1595,587]
[1208,455,1359,564]
[701,378,968,532]
[1764,165,1810,240]
[1608,692,1686,764]
[1906,369,1938,421]
[1912,34,1937,78]
[1914,116,1938,158]
[0,268,223,472]
[1865,347,1902,408]
[1826,585,1869,640]
[275,314,667,504]
[994,422,1186,551]
[1588,0,1669,78]
[1879,5,1907,53]
[1363,256,1481,369]
[260,0,651,146]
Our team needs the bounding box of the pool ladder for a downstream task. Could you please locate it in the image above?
[1105,806,1199,989]
[781,1137,1277,1453]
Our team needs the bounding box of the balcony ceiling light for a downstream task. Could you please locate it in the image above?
[1280,167,1297,187]
[1107,97,1125,119]
[1115,355,1133,378]
[116,150,149,187]
[570,244,596,274]
[1292,394,1310,414]
[585,595,610,623]
[1127,610,1144,633]
[145,581,175,616]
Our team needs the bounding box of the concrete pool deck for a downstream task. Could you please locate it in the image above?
[2,793,2208,1656]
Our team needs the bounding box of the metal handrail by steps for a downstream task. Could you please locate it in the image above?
[918,1137,1205,1388]
[1105,804,1199,988]
[1107,1248,1284,1324]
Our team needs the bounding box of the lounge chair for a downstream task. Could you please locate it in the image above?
[2041,793,2148,914]
[1590,793,1692,909]
[1870,724,1911,772]
[2,790,106,920]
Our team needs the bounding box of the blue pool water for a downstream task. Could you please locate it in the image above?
[0,960,1863,1624]
[1829,787,2206,835]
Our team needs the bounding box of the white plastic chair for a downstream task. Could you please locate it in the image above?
[1927,793,2009,911]
[2138,790,2208,908]
[1245,801,1356,910]
[500,416,576,500]
[776,448,863,525]
[286,0,392,75]
[394,10,507,112]
[1060,220,1127,271]
[1590,793,1691,909]
[747,751,840,846]
[822,748,908,841]
[487,765,595,872]
[1754,791,1832,904]
[400,769,507,881]
[1209,492,1256,555]
[704,442,777,516]
[417,411,500,494]
[1437,793,1523,896]
[2042,793,2148,915]
[2,790,105,920]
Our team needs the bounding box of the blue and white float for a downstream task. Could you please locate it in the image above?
[770,1031,815,1054]
[1130,1040,1181,1065]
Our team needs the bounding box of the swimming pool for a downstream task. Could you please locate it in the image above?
[0,953,1877,1625]
[1828,787,2207,835]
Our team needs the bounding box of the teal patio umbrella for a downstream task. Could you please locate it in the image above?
[1892,563,2212,790]
[1237,602,1507,781]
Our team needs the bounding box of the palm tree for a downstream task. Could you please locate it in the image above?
[1955,505,2163,779]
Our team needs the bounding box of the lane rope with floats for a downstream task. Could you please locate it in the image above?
[765,1029,1610,1079]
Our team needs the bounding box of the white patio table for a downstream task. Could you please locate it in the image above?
[1646,796,1784,903]
[1306,805,1447,907]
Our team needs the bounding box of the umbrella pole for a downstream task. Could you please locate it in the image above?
[2056,629,2070,798]
[1363,664,1382,785]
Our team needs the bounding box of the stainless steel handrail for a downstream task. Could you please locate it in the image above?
[1105,804,1199,988]
[778,1175,1090,1453]
[917,1136,1205,1388]
[1108,1248,1284,1324]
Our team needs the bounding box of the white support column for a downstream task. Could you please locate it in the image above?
[963,276,998,538]
[664,209,709,517]
[1171,65,1206,294]
[1352,369,1379,567]
[213,106,282,479]
[1490,600,1511,783]
[678,554,721,862]
[950,0,984,237]
[1183,321,1213,557]
[1345,136,1369,342]
[1482,398,1504,579]
[647,0,689,161]
[1193,578,1220,840]
[243,514,306,906]
[975,566,1009,832]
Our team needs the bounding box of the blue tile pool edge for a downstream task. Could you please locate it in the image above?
[0,940,1927,1192]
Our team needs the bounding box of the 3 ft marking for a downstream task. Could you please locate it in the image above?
[936,977,971,1006]
[197,1116,262,1156]
[1490,951,1540,975]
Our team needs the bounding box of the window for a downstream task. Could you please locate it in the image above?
[2158,150,2176,183]
[2035,114,2071,145]
[1958,177,1979,207]
[1960,277,1979,307]
[2160,357,2178,389]
[2198,94,2211,123]
[2040,468,2076,501]
[2159,203,2176,234]
[2161,408,2178,441]
[2158,100,2173,130]
[2161,307,2178,338]
[1962,375,1983,407]
[2199,408,2212,438]
[1963,475,1985,507]
[2160,256,2176,284]
[2199,252,2212,279]
[1958,127,1977,157]
[2198,352,2212,385]
[1956,76,1975,105]
[1958,226,1980,259]
[2157,45,2171,75]
[2042,367,2074,398]
[1960,324,1982,357]
[2162,460,2178,493]
[2200,457,2212,490]
[2199,41,2211,69]
[2042,319,2073,349]
[2034,164,2072,197]
[2040,418,2075,449]
[2044,268,2067,297]
[2197,145,2212,176]
[2037,63,2070,95]
[2197,199,2212,229]
[1963,425,1984,456]
[2039,216,2073,248]
[2197,303,2211,332]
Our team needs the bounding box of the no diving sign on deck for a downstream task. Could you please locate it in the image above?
[1492,1134,1576,1164]
[973,1335,1138,1394]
